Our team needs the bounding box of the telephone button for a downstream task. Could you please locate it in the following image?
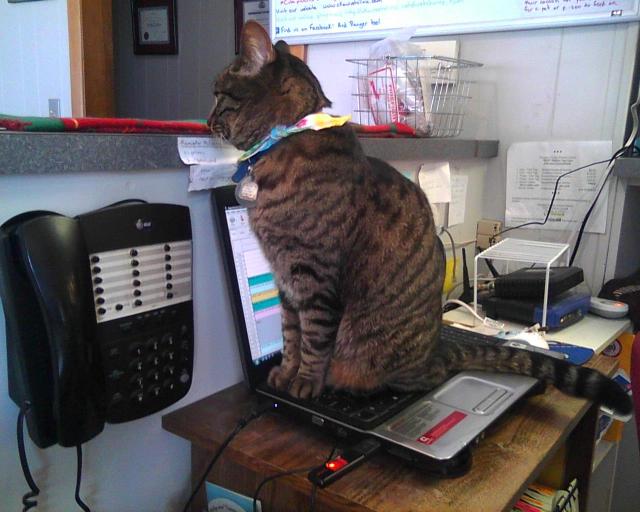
[110,393,124,406]
[97,308,107,315]
[166,292,174,299]
[130,374,144,389]
[115,304,124,311]
[92,266,101,274]
[131,259,140,267]
[180,324,189,335]
[163,364,176,377]
[164,254,171,262]
[133,279,141,287]
[108,369,125,381]
[130,249,138,257]
[134,299,143,307]
[132,269,140,277]
[146,337,160,351]
[130,390,145,404]
[119,320,134,333]
[162,333,175,347]
[147,369,161,382]
[93,277,103,285]
[147,354,161,366]
[164,244,171,251]
[163,379,176,392]
[130,359,144,372]
[148,385,162,398]
[133,289,142,297]
[165,264,172,271]
[130,343,144,357]
[96,297,105,305]
[91,255,100,263]
[163,350,176,362]
[179,371,191,385]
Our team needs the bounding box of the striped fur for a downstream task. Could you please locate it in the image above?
[208,21,631,415]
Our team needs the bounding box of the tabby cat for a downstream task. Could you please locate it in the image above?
[208,21,631,415]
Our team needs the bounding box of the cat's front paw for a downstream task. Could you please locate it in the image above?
[267,365,295,391]
[288,375,324,400]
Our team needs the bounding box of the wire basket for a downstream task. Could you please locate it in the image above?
[347,55,482,137]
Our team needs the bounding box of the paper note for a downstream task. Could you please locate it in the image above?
[505,141,612,234]
[188,164,236,192]
[177,137,242,165]
[418,162,451,204]
[448,174,468,226]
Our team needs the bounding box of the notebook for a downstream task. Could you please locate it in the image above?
[211,186,541,477]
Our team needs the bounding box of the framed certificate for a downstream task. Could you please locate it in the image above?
[131,0,178,55]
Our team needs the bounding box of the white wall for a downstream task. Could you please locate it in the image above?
[0,0,72,117]
[113,0,235,120]
[307,22,638,292]
[0,170,244,511]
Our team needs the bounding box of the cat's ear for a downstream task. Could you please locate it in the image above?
[274,40,290,54]
[239,21,276,75]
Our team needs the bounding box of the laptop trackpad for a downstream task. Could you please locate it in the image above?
[432,374,513,415]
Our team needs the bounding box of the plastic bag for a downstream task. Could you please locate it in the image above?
[366,28,432,134]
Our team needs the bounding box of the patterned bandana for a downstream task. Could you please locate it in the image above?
[231,113,351,183]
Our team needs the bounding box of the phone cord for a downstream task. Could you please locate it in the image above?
[75,444,91,512]
[17,406,40,511]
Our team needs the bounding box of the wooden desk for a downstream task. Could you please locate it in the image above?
[162,355,618,512]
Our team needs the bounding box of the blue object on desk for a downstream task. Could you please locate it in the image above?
[546,341,594,365]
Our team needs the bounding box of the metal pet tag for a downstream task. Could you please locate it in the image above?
[235,175,259,208]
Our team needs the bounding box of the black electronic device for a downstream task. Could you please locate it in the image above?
[493,266,583,300]
[481,291,591,330]
[0,202,194,448]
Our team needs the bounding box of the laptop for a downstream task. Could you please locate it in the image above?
[211,186,542,477]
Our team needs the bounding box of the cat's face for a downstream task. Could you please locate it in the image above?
[208,21,330,150]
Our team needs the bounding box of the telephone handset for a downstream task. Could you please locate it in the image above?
[0,202,194,449]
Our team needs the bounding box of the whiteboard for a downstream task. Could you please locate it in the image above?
[271,0,640,45]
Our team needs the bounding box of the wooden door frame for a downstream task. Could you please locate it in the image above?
[67,0,115,117]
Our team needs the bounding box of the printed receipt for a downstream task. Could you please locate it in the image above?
[177,137,242,192]
[505,141,612,234]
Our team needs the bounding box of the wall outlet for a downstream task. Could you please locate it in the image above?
[476,219,503,250]
[477,219,503,236]
[48,98,60,117]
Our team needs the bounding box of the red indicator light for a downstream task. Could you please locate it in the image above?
[325,456,348,472]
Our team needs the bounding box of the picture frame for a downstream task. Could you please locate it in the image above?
[131,0,178,55]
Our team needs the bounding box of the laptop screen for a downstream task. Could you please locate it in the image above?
[222,204,283,366]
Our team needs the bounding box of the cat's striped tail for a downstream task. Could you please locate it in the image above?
[435,339,632,415]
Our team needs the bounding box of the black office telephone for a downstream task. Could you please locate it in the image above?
[0,201,194,449]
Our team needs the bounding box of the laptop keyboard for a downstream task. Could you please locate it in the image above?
[440,324,504,345]
[257,383,422,430]
[258,325,550,430]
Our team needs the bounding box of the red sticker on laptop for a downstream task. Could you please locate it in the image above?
[416,411,467,445]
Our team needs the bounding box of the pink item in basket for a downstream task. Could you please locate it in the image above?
[367,65,408,126]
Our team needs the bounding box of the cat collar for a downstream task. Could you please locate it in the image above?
[232,112,351,183]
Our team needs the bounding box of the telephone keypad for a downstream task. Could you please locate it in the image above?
[101,303,193,423]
